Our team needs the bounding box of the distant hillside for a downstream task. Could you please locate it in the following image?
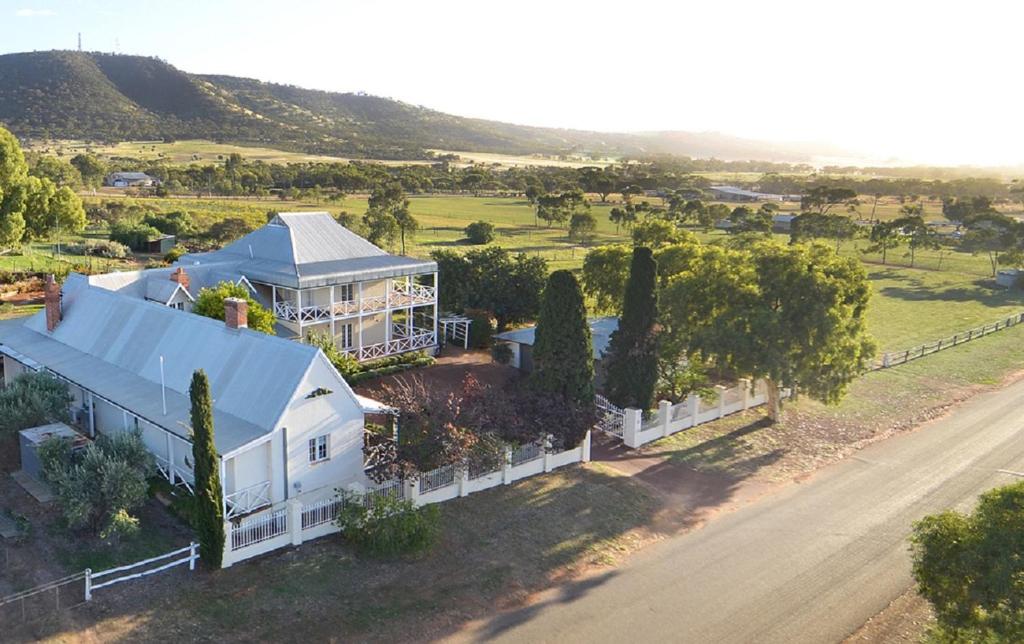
[0,50,844,162]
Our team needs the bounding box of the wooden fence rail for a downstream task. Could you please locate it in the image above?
[874,312,1024,370]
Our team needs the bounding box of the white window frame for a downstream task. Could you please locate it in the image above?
[308,434,330,464]
[338,323,354,349]
[337,284,354,302]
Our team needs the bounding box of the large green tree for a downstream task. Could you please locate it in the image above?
[530,270,594,403]
[912,481,1024,641]
[190,370,225,569]
[431,247,547,330]
[0,371,73,434]
[365,181,417,254]
[604,247,659,410]
[661,240,875,421]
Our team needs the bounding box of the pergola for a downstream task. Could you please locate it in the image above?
[439,315,472,349]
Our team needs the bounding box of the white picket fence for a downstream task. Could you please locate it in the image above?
[222,432,591,567]
[611,379,777,448]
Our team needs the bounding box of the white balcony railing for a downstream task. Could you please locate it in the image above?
[274,282,437,324]
[345,331,437,361]
[225,480,272,519]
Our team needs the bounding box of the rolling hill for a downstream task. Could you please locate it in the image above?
[0,50,842,162]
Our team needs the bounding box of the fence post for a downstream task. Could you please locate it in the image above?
[739,378,752,409]
[403,479,420,505]
[659,400,672,437]
[288,499,303,547]
[623,408,643,448]
[502,446,513,485]
[189,542,197,571]
[458,467,471,496]
[687,393,700,426]
[582,430,591,463]
[716,385,728,419]
[882,353,891,368]
[84,568,92,602]
[222,521,235,568]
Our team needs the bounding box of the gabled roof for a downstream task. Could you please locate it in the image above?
[180,212,436,288]
[145,279,193,305]
[0,276,331,453]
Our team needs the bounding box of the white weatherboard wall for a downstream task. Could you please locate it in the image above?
[221,432,592,568]
[623,380,775,448]
[278,355,367,501]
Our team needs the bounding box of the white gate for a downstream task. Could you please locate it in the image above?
[594,394,625,437]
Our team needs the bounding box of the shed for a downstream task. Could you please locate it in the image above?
[145,234,177,255]
[494,317,619,372]
[19,423,89,481]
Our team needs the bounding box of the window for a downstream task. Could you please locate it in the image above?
[170,301,186,311]
[308,435,329,464]
[337,284,354,302]
[338,323,354,349]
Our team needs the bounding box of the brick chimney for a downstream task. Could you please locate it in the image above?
[44,274,61,333]
[169,267,190,290]
[224,297,248,330]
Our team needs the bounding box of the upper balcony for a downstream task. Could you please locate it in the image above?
[270,278,436,325]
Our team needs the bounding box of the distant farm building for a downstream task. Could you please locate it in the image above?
[145,234,177,255]
[105,172,160,188]
[709,185,799,203]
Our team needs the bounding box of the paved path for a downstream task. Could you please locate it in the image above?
[451,378,1024,643]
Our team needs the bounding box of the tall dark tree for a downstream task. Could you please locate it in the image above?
[530,270,594,403]
[604,247,659,410]
[190,370,225,569]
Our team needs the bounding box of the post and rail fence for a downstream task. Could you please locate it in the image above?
[0,543,198,626]
[873,312,1024,370]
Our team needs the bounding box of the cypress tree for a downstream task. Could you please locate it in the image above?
[531,270,594,403]
[604,247,659,410]
[190,369,225,568]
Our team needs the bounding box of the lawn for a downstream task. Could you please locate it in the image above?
[29,465,658,642]
[649,320,1024,483]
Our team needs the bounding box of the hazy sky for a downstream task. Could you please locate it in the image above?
[1,0,1020,166]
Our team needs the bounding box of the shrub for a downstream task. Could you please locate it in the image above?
[163,245,187,263]
[464,220,495,245]
[193,281,276,334]
[465,309,493,349]
[63,239,131,259]
[335,490,440,557]
[491,342,513,365]
[40,430,155,535]
[0,371,73,434]
[110,221,162,251]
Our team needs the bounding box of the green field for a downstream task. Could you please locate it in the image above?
[9,193,1018,353]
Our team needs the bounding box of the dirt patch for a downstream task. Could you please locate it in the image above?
[355,348,520,400]
[844,587,935,643]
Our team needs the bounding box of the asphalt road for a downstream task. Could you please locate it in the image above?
[456,378,1024,643]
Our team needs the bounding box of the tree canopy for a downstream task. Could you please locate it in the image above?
[912,480,1024,641]
[530,270,594,403]
[660,239,875,421]
[604,247,659,410]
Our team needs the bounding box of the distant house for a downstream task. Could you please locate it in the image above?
[495,317,618,374]
[105,172,160,188]
[709,185,791,203]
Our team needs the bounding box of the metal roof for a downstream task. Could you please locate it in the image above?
[145,279,191,305]
[0,276,325,452]
[108,172,154,180]
[495,317,619,360]
[179,212,435,288]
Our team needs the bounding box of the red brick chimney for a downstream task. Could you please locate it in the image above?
[169,267,190,290]
[224,297,248,330]
[44,274,61,333]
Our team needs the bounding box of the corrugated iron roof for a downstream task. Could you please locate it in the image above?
[0,276,326,452]
[179,212,435,288]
